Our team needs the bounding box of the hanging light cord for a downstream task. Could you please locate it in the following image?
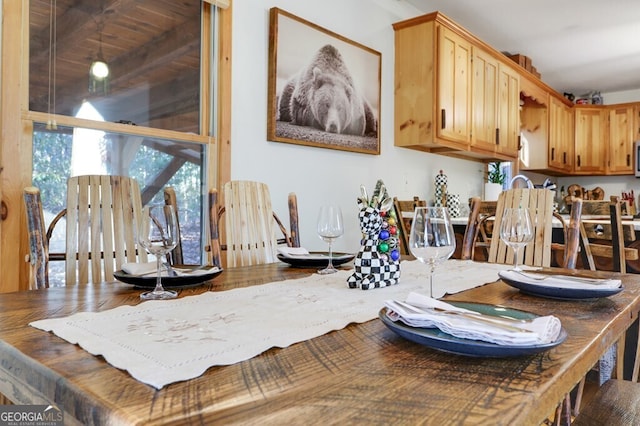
[47,0,57,129]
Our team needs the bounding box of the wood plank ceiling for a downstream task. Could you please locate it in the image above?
[29,0,201,133]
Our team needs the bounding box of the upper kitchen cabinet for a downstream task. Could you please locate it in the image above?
[471,48,499,153]
[393,12,519,161]
[608,104,635,174]
[471,50,519,158]
[496,63,520,157]
[574,106,607,174]
[438,26,472,146]
[548,96,574,172]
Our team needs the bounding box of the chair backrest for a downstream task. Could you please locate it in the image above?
[392,196,427,255]
[578,196,637,273]
[463,195,583,269]
[489,188,556,268]
[461,198,497,261]
[65,175,147,285]
[210,181,300,268]
[163,186,184,265]
[24,187,49,289]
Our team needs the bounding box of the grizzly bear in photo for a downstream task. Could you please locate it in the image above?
[278,44,377,137]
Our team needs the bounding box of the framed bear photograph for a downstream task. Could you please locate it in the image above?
[267,8,381,155]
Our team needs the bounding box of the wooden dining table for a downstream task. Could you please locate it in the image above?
[0,262,639,425]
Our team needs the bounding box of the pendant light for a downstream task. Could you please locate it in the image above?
[89,19,109,95]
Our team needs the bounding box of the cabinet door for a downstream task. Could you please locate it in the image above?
[548,97,573,171]
[496,63,520,157]
[437,26,471,145]
[471,48,498,153]
[574,107,607,174]
[608,105,634,174]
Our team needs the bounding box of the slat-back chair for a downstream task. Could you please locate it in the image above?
[25,175,149,288]
[461,198,497,261]
[163,186,184,265]
[208,181,300,268]
[577,196,637,273]
[393,196,427,255]
[576,196,640,384]
[489,188,556,268]
[24,187,49,289]
[65,175,147,285]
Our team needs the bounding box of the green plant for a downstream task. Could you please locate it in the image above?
[487,162,506,185]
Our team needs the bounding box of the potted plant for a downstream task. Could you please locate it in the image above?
[485,162,505,201]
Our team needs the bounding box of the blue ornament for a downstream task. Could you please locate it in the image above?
[390,249,400,261]
[379,229,390,241]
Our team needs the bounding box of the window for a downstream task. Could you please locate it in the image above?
[24,1,220,283]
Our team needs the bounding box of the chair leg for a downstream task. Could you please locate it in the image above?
[572,377,586,417]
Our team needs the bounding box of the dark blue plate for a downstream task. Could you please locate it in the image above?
[379,301,567,357]
[499,273,623,300]
[277,252,355,268]
[114,265,223,288]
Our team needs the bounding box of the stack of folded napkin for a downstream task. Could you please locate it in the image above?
[385,292,562,346]
[121,262,219,276]
[498,270,622,290]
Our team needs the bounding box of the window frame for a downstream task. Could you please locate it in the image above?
[0,1,232,291]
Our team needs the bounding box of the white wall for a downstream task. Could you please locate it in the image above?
[231,0,485,253]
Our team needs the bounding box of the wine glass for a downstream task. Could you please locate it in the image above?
[499,207,534,271]
[409,207,456,298]
[316,205,344,274]
[138,204,179,300]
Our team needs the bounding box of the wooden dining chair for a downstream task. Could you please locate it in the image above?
[208,181,300,268]
[392,196,427,255]
[163,186,184,265]
[24,175,149,287]
[65,175,148,285]
[461,198,497,261]
[576,196,640,383]
[482,188,555,267]
[24,187,49,289]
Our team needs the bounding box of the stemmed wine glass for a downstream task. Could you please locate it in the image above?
[409,207,456,298]
[499,207,534,271]
[316,205,344,275]
[138,204,179,300]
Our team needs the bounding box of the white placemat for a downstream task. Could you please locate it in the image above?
[30,260,508,389]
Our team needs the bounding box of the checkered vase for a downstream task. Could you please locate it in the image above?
[446,194,461,218]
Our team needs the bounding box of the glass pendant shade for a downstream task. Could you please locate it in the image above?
[88,55,109,95]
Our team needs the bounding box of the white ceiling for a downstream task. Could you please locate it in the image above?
[391,0,640,97]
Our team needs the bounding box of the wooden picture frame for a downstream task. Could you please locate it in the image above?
[267,8,381,155]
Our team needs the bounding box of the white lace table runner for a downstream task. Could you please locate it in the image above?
[30,260,509,389]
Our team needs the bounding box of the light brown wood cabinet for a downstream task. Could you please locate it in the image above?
[574,106,607,174]
[393,12,519,161]
[438,26,472,146]
[496,63,520,157]
[548,96,574,172]
[471,48,498,153]
[608,104,635,174]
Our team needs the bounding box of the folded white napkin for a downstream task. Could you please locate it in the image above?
[277,247,311,257]
[385,292,562,346]
[121,262,220,277]
[499,270,622,290]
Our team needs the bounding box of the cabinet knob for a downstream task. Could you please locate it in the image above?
[551,147,555,161]
[441,109,446,129]
[577,155,581,167]
[495,128,499,145]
